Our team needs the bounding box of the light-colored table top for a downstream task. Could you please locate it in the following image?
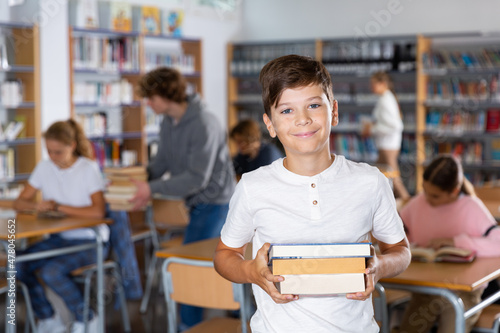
[0,213,112,240]
[156,237,252,260]
[380,257,500,292]
[483,200,500,220]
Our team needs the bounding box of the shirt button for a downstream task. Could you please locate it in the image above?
[311,183,316,188]
[313,200,318,205]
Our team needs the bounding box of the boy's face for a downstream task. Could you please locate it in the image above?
[263,84,338,158]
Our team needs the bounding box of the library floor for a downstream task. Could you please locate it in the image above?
[0,283,170,332]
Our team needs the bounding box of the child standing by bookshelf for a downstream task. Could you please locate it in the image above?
[13,120,109,333]
[363,71,410,201]
[398,154,500,333]
[214,55,411,332]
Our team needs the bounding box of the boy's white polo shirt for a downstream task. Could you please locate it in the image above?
[221,155,405,333]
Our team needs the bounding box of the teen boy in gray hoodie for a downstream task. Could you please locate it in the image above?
[131,67,236,328]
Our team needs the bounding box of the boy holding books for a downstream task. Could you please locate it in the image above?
[214,55,411,332]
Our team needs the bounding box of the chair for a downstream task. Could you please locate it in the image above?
[162,257,250,333]
[373,283,411,333]
[71,260,131,333]
[140,197,189,314]
[1,279,37,333]
[471,304,500,333]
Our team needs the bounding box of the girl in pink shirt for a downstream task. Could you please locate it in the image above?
[398,154,500,333]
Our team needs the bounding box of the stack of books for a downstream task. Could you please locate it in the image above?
[104,166,147,211]
[268,242,372,295]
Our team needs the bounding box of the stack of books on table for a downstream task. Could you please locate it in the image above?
[268,242,372,295]
[104,166,147,211]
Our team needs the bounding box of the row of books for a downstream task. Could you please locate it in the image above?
[231,44,316,75]
[72,36,140,72]
[425,109,499,134]
[0,80,24,108]
[144,52,196,74]
[426,75,500,102]
[422,48,500,71]
[268,242,371,295]
[71,0,184,37]
[73,79,134,105]
[334,113,416,133]
[333,81,416,104]
[425,140,484,165]
[465,171,500,187]
[76,112,107,137]
[0,148,15,182]
[0,183,23,200]
[90,140,139,169]
[324,60,415,75]
[330,133,378,163]
[322,40,416,63]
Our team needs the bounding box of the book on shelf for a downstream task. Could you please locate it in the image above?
[270,257,366,275]
[276,273,366,295]
[110,2,132,32]
[486,109,500,132]
[411,246,476,263]
[141,6,161,34]
[162,8,183,37]
[72,0,99,28]
[268,242,372,260]
[0,80,23,108]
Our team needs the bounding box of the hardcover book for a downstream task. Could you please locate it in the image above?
[270,257,366,275]
[141,6,161,35]
[162,8,183,37]
[268,242,372,260]
[111,2,132,32]
[276,273,366,295]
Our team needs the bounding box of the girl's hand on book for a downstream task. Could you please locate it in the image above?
[251,242,298,304]
[428,237,454,250]
[37,200,56,212]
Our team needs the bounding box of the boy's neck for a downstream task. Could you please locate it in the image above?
[283,151,335,176]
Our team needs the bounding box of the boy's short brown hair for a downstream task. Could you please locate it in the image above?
[137,67,187,103]
[259,55,333,117]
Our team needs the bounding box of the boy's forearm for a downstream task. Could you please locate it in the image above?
[214,249,254,284]
[376,245,411,281]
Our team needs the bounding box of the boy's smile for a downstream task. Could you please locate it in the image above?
[263,84,338,160]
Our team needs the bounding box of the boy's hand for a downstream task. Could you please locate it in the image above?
[347,244,377,301]
[251,243,299,304]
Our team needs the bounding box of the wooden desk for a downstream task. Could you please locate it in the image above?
[482,201,500,221]
[380,258,500,333]
[155,237,252,261]
[0,213,111,333]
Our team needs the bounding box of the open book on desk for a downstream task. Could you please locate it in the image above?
[411,246,476,263]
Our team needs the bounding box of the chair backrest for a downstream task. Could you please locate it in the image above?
[162,257,248,333]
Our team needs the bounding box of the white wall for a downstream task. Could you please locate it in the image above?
[239,0,500,41]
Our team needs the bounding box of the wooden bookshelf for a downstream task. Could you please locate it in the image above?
[416,33,500,191]
[0,22,41,205]
[68,27,203,169]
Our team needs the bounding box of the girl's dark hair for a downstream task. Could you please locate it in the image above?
[44,119,93,159]
[230,119,262,142]
[137,67,187,103]
[423,154,475,196]
[259,54,333,118]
